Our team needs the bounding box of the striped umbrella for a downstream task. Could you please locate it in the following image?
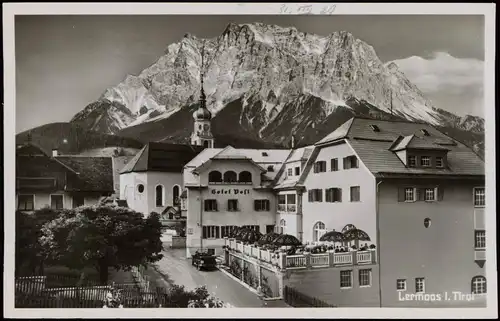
[343,228,371,249]
[272,234,302,247]
[319,230,346,243]
[258,232,281,245]
[239,229,263,244]
[228,226,242,238]
[234,227,254,241]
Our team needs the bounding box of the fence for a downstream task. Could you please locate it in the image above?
[16,274,103,295]
[283,286,336,308]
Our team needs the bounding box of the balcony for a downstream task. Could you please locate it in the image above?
[277,204,297,213]
[223,238,377,271]
[16,177,57,190]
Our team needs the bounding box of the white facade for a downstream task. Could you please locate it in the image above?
[120,171,183,217]
[300,141,377,244]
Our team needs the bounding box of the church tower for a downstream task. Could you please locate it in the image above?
[190,42,214,148]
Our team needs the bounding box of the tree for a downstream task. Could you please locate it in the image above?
[40,206,164,284]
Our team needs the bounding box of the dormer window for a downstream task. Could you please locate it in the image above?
[370,125,380,132]
[408,155,417,167]
[267,165,274,172]
[421,129,430,136]
[287,168,293,176]
[420,156,431,167]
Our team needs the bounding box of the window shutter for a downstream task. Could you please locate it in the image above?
[254,200,259,211]
[354,157,359,168]
[266,200,270,211]
[437,186,444,201]
[214,200,218,211]
[343,157,349,169]
[397,187,405,202]
[308,190,312,202]
[417,188,425,201]
[319,190,323,202]
[202,226,207,239]
[215,226,220,239]
[338,188,342,202]
[204,200,208,211]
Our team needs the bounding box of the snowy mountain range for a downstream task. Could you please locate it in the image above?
[67,22,484,149]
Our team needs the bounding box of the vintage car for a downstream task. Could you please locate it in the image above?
[191,251,218,271]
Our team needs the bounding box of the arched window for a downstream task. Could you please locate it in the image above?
[223,171,237,183]
[208,171,222,183]
[471,276,487,294]
[239,171,252,183]
[313,221,326,242]
[155,185,164,207]
[173,185,180,206]
[279,219,286,234]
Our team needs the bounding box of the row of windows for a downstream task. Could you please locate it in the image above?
[399,187,485,206]
[208,171,252,184]
[340,269,372,288]
[17,194,84,210]
[287,166,301,177]
[308,186,360,203]
[154,185,180,207]
[204,199,271,212]
[395,276,486,294]
[313,156,359,173]
[407,155,445,168]
[202,225,275,239]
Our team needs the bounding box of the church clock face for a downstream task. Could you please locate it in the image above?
[203,124,209,131]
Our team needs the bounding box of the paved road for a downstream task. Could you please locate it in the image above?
[150,248,287,308]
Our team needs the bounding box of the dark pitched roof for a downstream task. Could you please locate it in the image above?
[120,142,205,174]
[56,156,114,192]
[314,117,484,177]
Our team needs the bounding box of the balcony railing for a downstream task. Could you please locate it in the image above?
[223,238,377,271]
[208,181,253,185]
[277,204,297,213]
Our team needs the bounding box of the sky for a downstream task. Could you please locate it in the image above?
[15,15,485,133]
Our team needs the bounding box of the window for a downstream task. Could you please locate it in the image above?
[242,225,260,233]
[325,188,342,202]
[370,124,380,132]
[266,225,275,234]
[415,278,425,293]
[221,225,237,238]
[313,221,326,242]
[475,230,486,249]
[137,184,145,193]
[404,188,416,202]
[223,171,237,183]
[420,156,431,167]
[279,219,286,234]
[155,185,164,207]
[238,171,252,183]
[173,185,180,206]
[359,269,372,287]
[204,199,218,211]
[295,167,300,176]
[50,195,64,210]
[287,168,293,176]
[254,199,270,211]
[227,199,239,211]
[471,276,487,294]
[350,186,360,202]
[408,155,417,167]
[267,165,274,172]
[262,152,268,157]
[18,194,34,211]
[330,158,338,171]
[278,193,297,212]
[435,157,444,168]
[396,279,407,291]
[308,189,323,202]
[343,156,359,169]
[424,188,436,201]
[474,187,485,207]
[202,226,220,239]
[340,270,353,288]
[313,161,327,173]
[72,195,85,208]
[208,171,222,183]
[421,129,430,136]
[203,141,209,148]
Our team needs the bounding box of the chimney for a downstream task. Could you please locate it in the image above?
[52,149,58,157]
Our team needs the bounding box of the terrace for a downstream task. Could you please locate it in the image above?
[223,238,377,271]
